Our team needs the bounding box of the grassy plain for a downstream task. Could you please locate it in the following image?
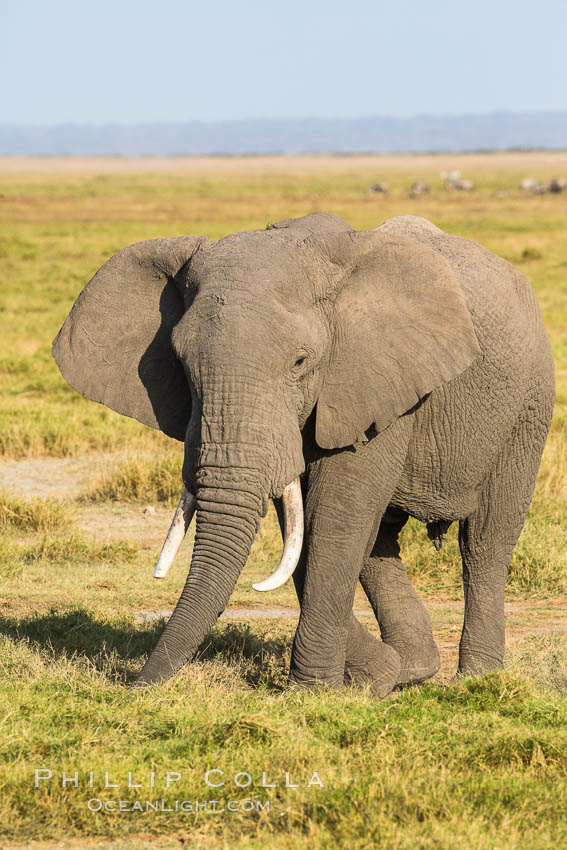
[0,154,566,848]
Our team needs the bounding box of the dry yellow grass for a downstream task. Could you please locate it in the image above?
[3,151,567,176]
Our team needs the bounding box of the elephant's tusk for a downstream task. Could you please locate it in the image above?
[153,488,196,579]
[252,478,304,592]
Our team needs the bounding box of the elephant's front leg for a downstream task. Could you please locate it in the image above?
[275,494,400,697]
[289,422,410,695]
[342,613,401,697]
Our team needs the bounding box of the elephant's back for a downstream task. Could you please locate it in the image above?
[377,215,553,378]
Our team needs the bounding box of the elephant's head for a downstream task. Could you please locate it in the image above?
[52,213,479,685]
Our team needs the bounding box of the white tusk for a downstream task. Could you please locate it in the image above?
[252,478,304,592]
[153,488,196,579]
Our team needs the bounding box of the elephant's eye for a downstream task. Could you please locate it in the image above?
[291,350,312,375]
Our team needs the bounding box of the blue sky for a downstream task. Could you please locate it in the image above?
[2,0,566,123]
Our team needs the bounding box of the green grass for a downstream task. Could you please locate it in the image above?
[0,612,565,848]
[1,154,566,847]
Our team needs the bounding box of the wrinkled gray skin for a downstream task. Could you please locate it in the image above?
[52,214,555,696]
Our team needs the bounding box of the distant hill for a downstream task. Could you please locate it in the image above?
[2,112,567,156]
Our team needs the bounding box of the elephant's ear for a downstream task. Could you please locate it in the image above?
[315,232,481,450]
[52,236,211,441]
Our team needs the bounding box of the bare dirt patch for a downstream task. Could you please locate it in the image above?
[74,503,180,550]
[0,454,182,548]
[0,454,122,500]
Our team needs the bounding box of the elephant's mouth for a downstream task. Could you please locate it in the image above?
[152,478,304,591]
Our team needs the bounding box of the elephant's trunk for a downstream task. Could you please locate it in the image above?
[152,479,304,588]
[136,477,261,685]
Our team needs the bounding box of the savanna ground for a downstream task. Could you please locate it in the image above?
[0,153,566,849]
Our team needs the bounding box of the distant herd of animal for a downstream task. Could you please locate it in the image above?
[366,170,567,198]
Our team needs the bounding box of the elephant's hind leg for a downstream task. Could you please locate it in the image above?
[458,404,552,675]
[360,510,440,685]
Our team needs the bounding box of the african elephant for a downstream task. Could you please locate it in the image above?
[52,213,555,696]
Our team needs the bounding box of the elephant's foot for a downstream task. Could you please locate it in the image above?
[288,622,347,692]
[287,669,344,692]
[360,555,440,686]
[379,621,440,685]
[458,637,504,677]
[343,615,401,698]
[288,614,401,698]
